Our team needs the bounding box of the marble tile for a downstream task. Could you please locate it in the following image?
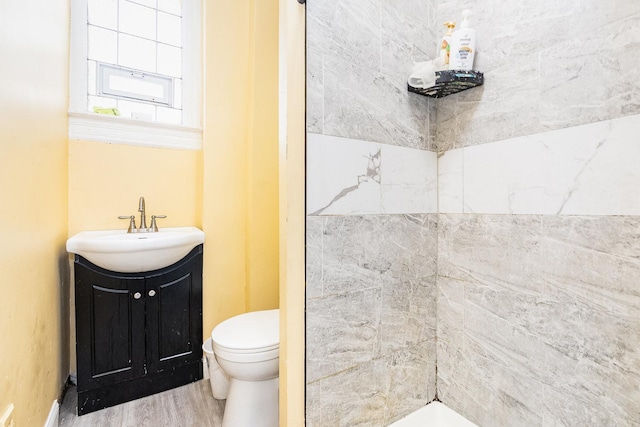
[435,276,464,352]
[436,377,486,427]
[306,288,381,383]
[306,47,324,134]
[321,216,385,297]
[437,149,463,213]
[435,53,540,150]
[434,0,640,149]
[539,12,640,130]
[307,5,640,427]
[306,214,438,424]
[383,341,437,424]
[307,133,382,216]
[558,116,640,215]
[305,216,323,300]
[437,214,640,427]
[380,2,433,80]
[306,359,387,427]
[436,114,640,215]
[380,144,437,214]
[386,0,431,26]
[540,216,640,372]
[306,342,436,427]
[307,133,437,215]
[307,0,381,73]
[461,337,545,427]
[373,214,438,282]
[438,214,544,290]
[365,215,437,357]
[318,213,437,309]
[307,0,436,151]
[377,269,436,357]
[462,124,602,215]
[323,54,432,150]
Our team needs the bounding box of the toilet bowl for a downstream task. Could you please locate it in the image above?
[211,309,279,427]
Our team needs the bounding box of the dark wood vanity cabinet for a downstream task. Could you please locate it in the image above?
[74,245,203,415]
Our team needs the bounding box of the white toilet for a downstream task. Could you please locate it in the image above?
[211,309,279,427]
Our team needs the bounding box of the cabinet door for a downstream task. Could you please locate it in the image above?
[145,246,203,373]
[75,261,146,392]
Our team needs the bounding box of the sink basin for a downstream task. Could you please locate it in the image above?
[66,226,205,273]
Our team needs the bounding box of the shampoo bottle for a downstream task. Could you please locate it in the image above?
[449,10,477,70]
[437,21,456,69]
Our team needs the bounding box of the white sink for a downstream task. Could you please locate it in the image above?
[66,226,205,273]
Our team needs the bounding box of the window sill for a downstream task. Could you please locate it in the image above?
[68,112,202,150]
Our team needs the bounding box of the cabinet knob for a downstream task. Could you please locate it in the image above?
[133,292,142,299]
[148,290,157,297]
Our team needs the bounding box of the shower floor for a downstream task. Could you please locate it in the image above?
[389,401,478,427]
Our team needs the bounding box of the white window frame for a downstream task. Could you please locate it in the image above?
[69,0,203,150]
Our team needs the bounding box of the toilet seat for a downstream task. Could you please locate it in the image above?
[213,345,279,363]
[211,309,279,362]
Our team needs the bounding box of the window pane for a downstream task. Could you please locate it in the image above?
[158,0,181,16]
[88,26,118,64]
[109,75,165,99]
[157,12,181,47]
[119,0,156,40]
[157,107,182,124]
[118,34,156,72]
[98,63,173,105]
[128,0,156,8]
[88,0,118,29]
[157,44,181,77]
[78,0,196,128]
[117,100,156,120]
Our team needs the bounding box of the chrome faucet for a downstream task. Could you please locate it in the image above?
[138,197,147,230]
[118,197,166,233]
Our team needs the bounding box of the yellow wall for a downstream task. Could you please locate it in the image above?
[68,141,201,236]
[0,0,69,425]
[247,0,280,312]
[202,0,252,332]
[202,0,280,336]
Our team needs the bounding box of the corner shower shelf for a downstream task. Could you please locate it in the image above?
[408,70,484,98]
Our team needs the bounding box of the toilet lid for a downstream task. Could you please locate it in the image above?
[211,309,279,352]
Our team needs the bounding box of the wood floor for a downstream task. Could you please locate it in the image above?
[59,380,225,427]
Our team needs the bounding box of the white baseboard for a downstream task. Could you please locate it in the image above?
[44,400,58,427]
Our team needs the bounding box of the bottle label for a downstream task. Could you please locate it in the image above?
[441,39,451,64]
[457,46,473,61]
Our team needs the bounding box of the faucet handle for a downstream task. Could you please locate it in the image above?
[150,215,167,232]
[118,215,137,233]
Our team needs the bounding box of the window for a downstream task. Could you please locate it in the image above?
[69,0,202,149]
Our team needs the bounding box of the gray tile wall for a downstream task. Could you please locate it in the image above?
[307,1,640,426]
[435,0,640,150]
[306,0,438,425]
[434,2,640,426]
[306,214,438,426]
[307,0,437,151]
[437,214,640,427]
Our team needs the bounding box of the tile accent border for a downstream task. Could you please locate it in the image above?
[438,114,640,215]
[307,133,438,216]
